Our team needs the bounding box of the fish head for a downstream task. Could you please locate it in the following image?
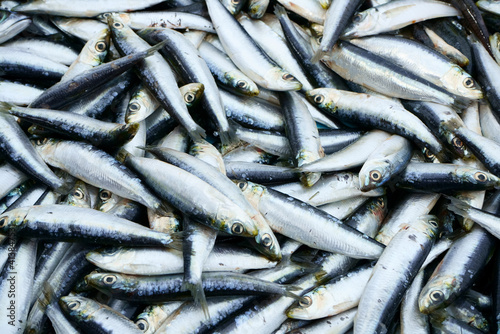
[463,168,500,188]
[65,180,91,208]
[59,296,99,318]
[359,164,389,192]
[286,288,325,319]
[85,247,126,266]
[342,9,377,38]
[441,66,483,100]
[254,227,282,261]
[0,207,30,233]
[180,82,205,108]
[306,88,339,111]
[264,67,302,91]
[85,272,135,293]
[96,189,119,213]
[107,13,129,40]
[248,0,267,18]
[419,214,440,238]
[82,26,110,65]
[224,71,260,96]
[234,180,265,207]
[0,10,31,44]
[32,137,59,156]
[418,274,458,314]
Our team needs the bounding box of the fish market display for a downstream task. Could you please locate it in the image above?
[3,1,500,333]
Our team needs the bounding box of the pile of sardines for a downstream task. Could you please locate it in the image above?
[4,0,500,332]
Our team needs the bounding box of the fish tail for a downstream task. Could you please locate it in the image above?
[274,4,287,19]
[219,125,239,154]
[114,147,132,164]
[166,231,184,251]
[188,125,207,142]
[184,281,210,320]
[0,101,14,113]
[284,286,303,299]
[145,39,169,57]
[310,48,326,64]
[446,196,471,219]
[113,122,140,146]
[451,95,471,112]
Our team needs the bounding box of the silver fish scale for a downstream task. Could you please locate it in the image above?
[1,1,500,334]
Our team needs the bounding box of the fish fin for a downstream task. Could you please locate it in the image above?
[310,48,326,64]
[187,125,207,142]
[219,124,240,155]
[114,147,132,164]
[284,286,303,299]
[446,196,471,219]
[451,95,471,112]
[183,281,210,319]
[274,4,288,19]
[112,122,140,146]
[145,39,169,57]
[167,231,184,251]
[0,101,14,113]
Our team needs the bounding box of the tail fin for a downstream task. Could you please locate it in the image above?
[145,39,169,57]
[187,125,207,143]
[113,122,140,146]
[219,124,239,155]
[114,147,132,164]
[451,95,471,112]
[183,281,210,319]
[166,231,184,251]
[274,4,288,20]
[446,196,471,219]
[0,101,14,113]
[284,285,303,300]
[310,48,327,64]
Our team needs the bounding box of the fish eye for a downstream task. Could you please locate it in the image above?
[353,13,363,23]
[452,137,463,148]
[232,0,240,3]
[430,290,444,303]
[0,217,8,228]
[282,73,294,81]
[67,301,80,310]
[369,170,382,182]
[128,102,140,113]
[99,190,112,201]
[299,296,312,308]
[102,13,111,18]
[313,94,324,104]
[261,233,272,247]
[184,92,195,103]
[237,80,248,89]
[73,189,85,200]
[238,182,248,191]
[423,148,435,159]
[102,248,119,256]
[103,275,117,285]
[113,22,124,29]
[474,172,488,182]
[231,222,244,235]
[463,78,475,88]
[136,319,149,331]
[377,198,385,209]
[428,219,439,228]
[95,41,107,52]
[318,36,323,43]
